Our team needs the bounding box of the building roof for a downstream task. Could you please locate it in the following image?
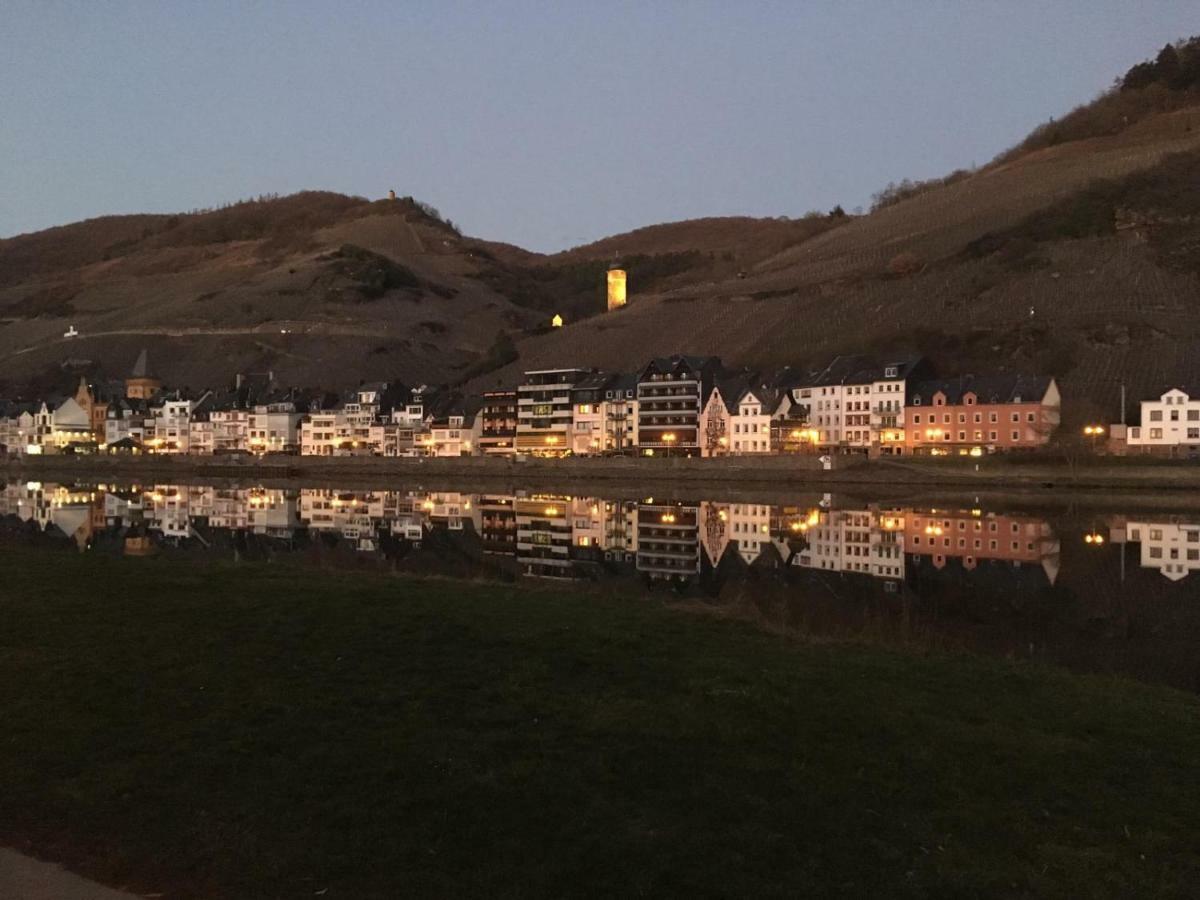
[608,373,640,393]
[710,374,753,414]
[130,348,157,379]
[738,381,784,415]
[641,355,723,378]
[802,353,928,388]
[573,371,618,394]
[908,374,1054,406]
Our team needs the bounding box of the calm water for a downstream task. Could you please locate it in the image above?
[4,479,1200,692]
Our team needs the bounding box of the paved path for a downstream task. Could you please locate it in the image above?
[0,848,140,900]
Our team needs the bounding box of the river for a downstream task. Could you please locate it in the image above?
[3,478,1198,692]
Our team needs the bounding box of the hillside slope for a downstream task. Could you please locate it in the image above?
[5,38,1200,413]
[0,193,546,393]
[474,104,1200,424]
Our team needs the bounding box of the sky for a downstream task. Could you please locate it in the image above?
[1,2,1196,252]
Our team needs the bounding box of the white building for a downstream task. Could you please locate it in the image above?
[790,355,927,454]
[429,410,481,457]
[47,397,93,451]
[730,385,779,455]
[300,409,347,456]
[1126,388,1200,454]
[248,399,303,453]
[152,393,198,453]
[0,405,37,454]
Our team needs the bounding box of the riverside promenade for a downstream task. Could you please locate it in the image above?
[5,452,1200,494]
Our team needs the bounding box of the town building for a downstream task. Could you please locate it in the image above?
[0,402,37,454]
[637,356,724,456]
[904,375,1060,455]
[1125,387,1200,455]
[516,368,592,456]
[151,391,201,453]
[247,391,304,454]
[477,390,518,456]
[428,403,481,456]
[104,398,150,448]
[570,372,617,455]
[788,355,929,455]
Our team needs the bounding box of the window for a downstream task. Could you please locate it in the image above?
[1150,529,1163,540]
[913,414,921,424]
[1150,428,1163,439]
[1011,412,1019,423]
[885,366,897,378]
[1150,410,1163,422]
[1011,431,1020,441]
[1190,410,1199,421]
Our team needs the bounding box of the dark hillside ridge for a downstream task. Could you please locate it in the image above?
[3,34,1200,406]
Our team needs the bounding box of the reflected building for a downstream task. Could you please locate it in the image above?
[1115,519,1200,581]
[906,508,1060,583]
[792,505,905,583]
[516,495,573,578]
[637,501,701,580]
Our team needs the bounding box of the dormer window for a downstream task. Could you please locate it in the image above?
[884,366,898,378]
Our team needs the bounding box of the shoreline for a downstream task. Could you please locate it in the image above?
[4,453,1200,505]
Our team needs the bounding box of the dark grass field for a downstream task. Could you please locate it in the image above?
[1,549,1199,898]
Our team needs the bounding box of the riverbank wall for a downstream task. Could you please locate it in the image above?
[4,452,1200,494]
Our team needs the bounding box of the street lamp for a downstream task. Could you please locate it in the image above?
[1083,425,1105,451]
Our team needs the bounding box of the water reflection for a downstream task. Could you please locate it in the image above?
[3,480,1200,691]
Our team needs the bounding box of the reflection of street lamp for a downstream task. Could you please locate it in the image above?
[663,432,677,457]
[1084,531,1105,545]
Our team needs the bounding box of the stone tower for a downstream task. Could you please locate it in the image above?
[606,265,627,312]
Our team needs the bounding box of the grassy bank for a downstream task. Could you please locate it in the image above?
[2,552,1199,898]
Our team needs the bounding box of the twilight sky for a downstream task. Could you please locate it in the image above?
[1,2,1196,252]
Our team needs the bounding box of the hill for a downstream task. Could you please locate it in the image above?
[471,47,1200,424]
[4,36,1200,414]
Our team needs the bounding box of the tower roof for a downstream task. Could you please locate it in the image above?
[131,348,152,378]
